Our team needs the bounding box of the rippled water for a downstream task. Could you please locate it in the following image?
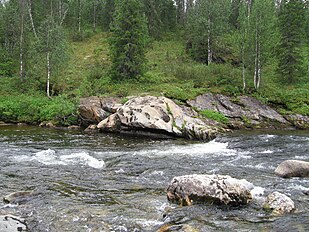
[0,125,308,231]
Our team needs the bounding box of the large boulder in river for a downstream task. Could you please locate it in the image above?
[263,192,295,215]
[97,96,225,141]
[79,97,122,126]
[275,160,309,178]
[0,215,28,232]
[166,174,253,206]
[187,93,290,129]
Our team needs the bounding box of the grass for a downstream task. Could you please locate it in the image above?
[0,31,308,125]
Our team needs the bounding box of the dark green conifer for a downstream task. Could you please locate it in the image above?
[109,0,149,80]
[277,0,306,83]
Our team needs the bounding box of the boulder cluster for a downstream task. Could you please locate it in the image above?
[166,159,309,216]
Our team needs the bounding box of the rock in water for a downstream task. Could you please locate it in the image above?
[98,96,226,141]
[166,174,253,206]
[263,192,295,215]
[275,160,309,178]
[0,215,27,231]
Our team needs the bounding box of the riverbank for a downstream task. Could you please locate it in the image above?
[0,32,308,132]
[0,93,308,141]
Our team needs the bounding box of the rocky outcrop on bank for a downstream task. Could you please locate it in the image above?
[95,96,226,141]
[187,93,294,129]
[166,174,253,206]
[78,93,308,139]
[275,160,309,178]
[97,96,225,140]
[79,96,122,127]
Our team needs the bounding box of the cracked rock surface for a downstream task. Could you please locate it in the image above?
[166,174,253,206]
[97,96,226,141]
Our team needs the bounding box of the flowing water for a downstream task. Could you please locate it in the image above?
[0,125,308,232]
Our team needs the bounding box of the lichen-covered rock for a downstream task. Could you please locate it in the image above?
[0,215,28,231]
[166,174,253,206]
[79,97,122,126]
[285,114,309,129]
[263,192,295,215]
[275,160,309,178]
[187,93,290,129]
[98,96,226,141]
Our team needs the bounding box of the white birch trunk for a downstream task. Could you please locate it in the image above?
[93,0,96,32]
[47,51,51,98]
[207,17,212,65]
[78,0,82,33]
[27,0,38,40]
[242,49,246,91]
[19,5,24,80]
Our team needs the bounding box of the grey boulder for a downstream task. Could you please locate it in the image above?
[166,174,253,206]
[275,160,309,178]
[98,96,226,141]
[263,192,295,215]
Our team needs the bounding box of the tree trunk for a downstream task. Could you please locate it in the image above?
[46,26,51,99]
[47,51,51,98]
[242,48,246,91]
[207,17,212,65]
[19,1,25,80]
[78,0,82,33]
[93,0,96,32]
[27,0,38,40]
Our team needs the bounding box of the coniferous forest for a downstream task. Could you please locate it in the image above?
[0,0,308,125]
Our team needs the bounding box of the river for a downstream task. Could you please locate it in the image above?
[0,125,308,231]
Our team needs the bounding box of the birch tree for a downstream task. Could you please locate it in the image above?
[187,0,231,65]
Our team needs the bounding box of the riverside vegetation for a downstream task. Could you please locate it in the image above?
[0,0,308,127]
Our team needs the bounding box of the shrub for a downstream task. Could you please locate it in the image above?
[199,109,229,124]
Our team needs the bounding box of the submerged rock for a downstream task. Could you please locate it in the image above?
[0,215,28,231]
[263,192,295,215]
[166,174,253,206]
[97,96,226,141]
[275,160,309,178]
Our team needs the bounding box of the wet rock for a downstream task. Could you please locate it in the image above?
[263,192,295,215]
[187,93,290,129]
[166,174,253,206]
[285,114,309,129]
[3,191,34,204]
[84,124,98,132]
[39,122,55,128]
[17,123,27,126]
[0,215,28,231]
[275,160,309,178]
[98,96,226,141]
[79,97,122,127]
[67,125,80,130]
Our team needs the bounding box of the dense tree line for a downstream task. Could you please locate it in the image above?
[0,0,308,96]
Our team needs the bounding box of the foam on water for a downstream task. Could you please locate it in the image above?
[13,149,104,169]
[260,150,274,154]
[132,140,236,158]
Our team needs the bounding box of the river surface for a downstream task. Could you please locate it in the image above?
[0,125,308,232]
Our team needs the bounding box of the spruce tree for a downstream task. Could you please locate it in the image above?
[277,0,306,83]
[109,0,148,80]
